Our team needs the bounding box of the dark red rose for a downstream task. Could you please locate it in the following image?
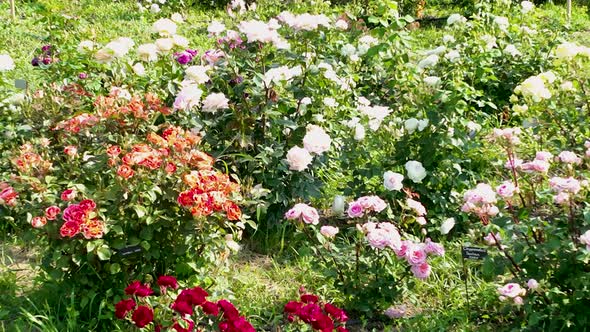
[201,301,219,316]
[217,299,239,321]
[157,275,178,289]
[177,191,194,206]
[336,327,349,332]
[299,303,322,323]
[114,298,136,319]
[311,314,334,332]
[124,281,153,297]
[62,204,87,224]
[284,301,302,314]
[125,281,141,295]
[300,294,319,304]
[171,298,193,316]
[324,303,348,322]
[131,305,153,328]
[229,316,255,332]
[59,220,81,238]
[172,318,195,332]
[79,199,96,211]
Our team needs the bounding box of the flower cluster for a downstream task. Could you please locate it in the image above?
[11,143,52,176]
[347,195,387,218]
[285,203,320,225]
[461,183,499,219]
[31,44,58,66]
[93,91,172,122]
[497,283,526,305]
[177,170,242,220]
[286,125,331,171]
[284,292,348,332]
[59,199,104,239]
[116,277,255,331]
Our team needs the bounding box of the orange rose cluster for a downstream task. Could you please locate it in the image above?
[178,170,242,221]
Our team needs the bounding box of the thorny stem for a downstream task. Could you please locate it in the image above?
[506,147,526,207]
[489,231,521,279]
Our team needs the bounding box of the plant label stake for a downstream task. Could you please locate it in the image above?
[14,79,27,90]
[461,246,488,321]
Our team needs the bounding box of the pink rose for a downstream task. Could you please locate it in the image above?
[31,216,47,228]
[406,198,426,216]
[496,181,517,198]
[410,262,431,279]
[520,159,550,173]
[347,201,364,218]
[484,232,500,246]
[301,206,320,225]
[405,244,427,265]
[320,226,339,238]
[557,151,581,164]
[424,238,445,256]
[61,189,76,201]
[497,283,526,298]
[45,206,61,220]
[527,279,539,290]
[535,151,553,161]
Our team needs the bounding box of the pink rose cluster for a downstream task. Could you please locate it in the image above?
[490,127,521,145]
[285,203,320,225]
[347,196,387,218]
[286,125,331,172]
[519,151,551,173]
[462,183,499,218]
[360,222,444,280]
[406,198,427,225]
[497,283,526,305]
[0,183,18,206]
[495,181,518,199]
[549,177,582,205]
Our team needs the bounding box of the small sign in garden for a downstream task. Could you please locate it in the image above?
[461,246,488,260]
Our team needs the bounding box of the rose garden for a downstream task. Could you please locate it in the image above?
[0,0,590,330]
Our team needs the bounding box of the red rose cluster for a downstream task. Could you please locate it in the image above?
[115,276,255,331]
[284,293,349,332]
[178,170,241,220]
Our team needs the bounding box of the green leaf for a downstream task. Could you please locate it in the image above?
[109,263,121,274]
[97,246,112,261]
[133,205,148,219]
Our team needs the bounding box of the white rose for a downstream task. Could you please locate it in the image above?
[286,146,313,171]
[335,19,348,30]
[521,1,534,13]
[440,217,455,235]
[137,43,159,62]
[185,65,210,84]
[172,35,189,48]
[171,13,184,24]
[417,119,429,131]
[202,93,229,113]
[303,125,331,155]
[424,76,441,87]
[132,63,146,76]
[418,54,439,70]
[384,171,404,191]
[445,50,460,62]
[150,4,161,13]
[156,38,175,52]
[0,54,15,71]
[405,160,427,183]
[404,118,419,134]
[447,14,466,26]
[323,97,338,107]
[208,20,226,35]
[354,124,365,141]
[153,18,177,36]
[77,40,95,53]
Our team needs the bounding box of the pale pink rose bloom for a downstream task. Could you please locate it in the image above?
[301,206,320,225]
[554,192,570,205]
[410,262,431,279]
[499,295,507,301]
[367,228,393,249]
[513,296,524,305]
[361,222,377,233]
[527,279,539,290]
[347,201,364,218]
[585,140,590,149]
[535,151,553,161]
[286,146,313,171]
[357,196,373,209]
[406,198,426,216]
[383,171,404,191]
[302,125,331,155]
[285,203,306,219]
[549,177,581,194]
[424,238,445,256]
[320,225,339,238]
[520,159,550,173]
[558,151,581,164]
[586,149,590,158]
[504,158,523,169]
[369,196,387,212]
[416,216,427,225]
[384,305,406,319]
[380,222,397,233]
[579,230,590,250]
[484,232,501,245]
[486,205,500,216]
[497,283,526,298]
[464,183,497,205]
[496,181,517,198]
[405,244,427,265]
[491,128,521,145]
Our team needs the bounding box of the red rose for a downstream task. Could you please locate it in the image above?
[336,327,349,332]
[79,199,96,212]
[284,301,302,314]
[0,186,18,206]
[311,314,334,332]
[172,318,195,332]
[324,303,348,322]
[62,204,87,224]
[223,201,242,221]
[300,294,319,304]
[171,298,193,316]
[217,299,239,321]
[201,301,219,316]
[60,189,76,201]
[44,205,61,220]
[117,165,134,179]
[181,287,208,306]
[131,305,153,328]
[114,298,136,319]
[125,281,153,297]
[299,303,322,323]
[60,220,81,238]
[157,275,178,289]
[177,191,194,207]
